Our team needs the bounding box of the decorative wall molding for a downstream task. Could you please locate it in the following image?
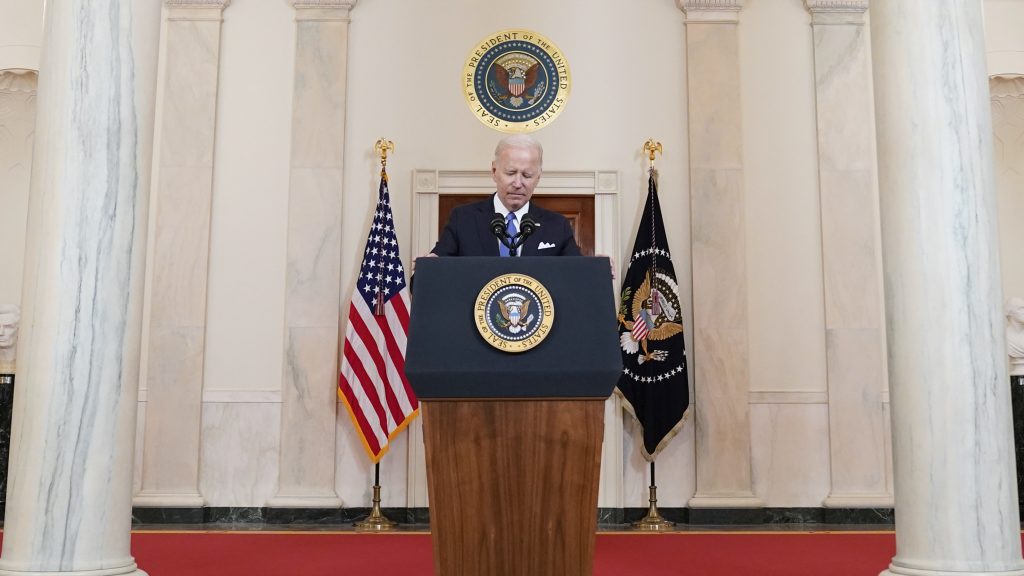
[749,391,828,405]
[677,0,742,23]
[677,0,743,9]
[202,389,283,403]
[165,0,230,21]
[991,75,1024,99]
[804,0,868,12]
[291,0,357,8]
[0,69,38,93]
[165,0,230,7]
[290,0,355,20]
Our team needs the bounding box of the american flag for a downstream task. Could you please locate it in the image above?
[339,169,418,463]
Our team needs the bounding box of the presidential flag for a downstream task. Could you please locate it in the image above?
[339,168,418,463]
[616,172,689,461]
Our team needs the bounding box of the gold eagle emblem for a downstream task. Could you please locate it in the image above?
[617,272,683,364]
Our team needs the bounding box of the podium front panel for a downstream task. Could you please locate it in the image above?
[406,256,621,399]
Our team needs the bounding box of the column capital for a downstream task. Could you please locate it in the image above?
[290,0,356,21]
[804,1,868,24]
[677,1,743,24]
[991,75,1024,99]
[165,0,230,21]
[0,69,38,94]
[165,0,230,7]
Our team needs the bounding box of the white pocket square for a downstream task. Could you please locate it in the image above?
[538,242,556,249]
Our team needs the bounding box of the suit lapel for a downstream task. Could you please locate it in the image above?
[474,199,500,256]
[519,208,546,256]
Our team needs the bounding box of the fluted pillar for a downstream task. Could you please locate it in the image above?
[871,1,1024,574]
[804,0,891,508]
[0,1,162,574]
[266,0,356,508]
[679,0,762,510]
[135,0,230,510]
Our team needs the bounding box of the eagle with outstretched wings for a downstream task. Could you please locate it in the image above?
[495,63,540,99]
[618,273,683,364]
[498,297,532,334]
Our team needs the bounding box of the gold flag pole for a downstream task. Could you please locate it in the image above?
[643,138,662,175]
[374,137,394,174]
[633,462,674,531]
[632,139,674,532]
[355,463,398,532]
[356,138,399,533]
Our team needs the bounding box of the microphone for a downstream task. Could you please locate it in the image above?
[518,214,540,238]
[490,213,507,239]
[490,213,515,254]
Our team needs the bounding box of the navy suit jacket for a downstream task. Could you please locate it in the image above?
[430,196,582,257]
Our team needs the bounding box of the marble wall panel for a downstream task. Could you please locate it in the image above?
[690,168,746,329]
[149,208,212,327]
[283,169,343,327]
[0,77,35,306]
[140,326,205,499]
[685,26,743,170]
[811,21,873,171]
[692,327,753,496]
[158,20,221,168]
[200,402,281,507]
[824,328,887,499]
[275,326,341,503]
[818,169,881,328]
[290,21,348,167]
[685,6,757,506]
[992,84,1024,302]
[750,403,830,507]
[271,2,351,508]
[807,2,892,508]
[137,4,227,508]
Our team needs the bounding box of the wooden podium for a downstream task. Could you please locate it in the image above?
[407,257,621,576]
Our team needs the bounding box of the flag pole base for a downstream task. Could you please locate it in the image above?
[632,485,675,531]
[355,484,397,532]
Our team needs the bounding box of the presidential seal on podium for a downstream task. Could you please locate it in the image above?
[463,29,572,133]
[475,273,555,352]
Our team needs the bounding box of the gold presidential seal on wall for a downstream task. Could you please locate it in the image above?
[463,29,571,133]
[475,274,555,353]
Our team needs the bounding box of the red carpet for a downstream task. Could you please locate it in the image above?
[0,530,900,575]
[111,531,896,575]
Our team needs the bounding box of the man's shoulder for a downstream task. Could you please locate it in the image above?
[527,203,568,222]
[451,197,493,216]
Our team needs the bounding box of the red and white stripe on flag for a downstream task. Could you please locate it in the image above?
[339,174,419,463]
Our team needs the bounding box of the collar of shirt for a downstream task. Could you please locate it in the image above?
[493,194,530,222]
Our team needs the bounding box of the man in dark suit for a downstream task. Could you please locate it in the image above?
[429,134,581,257]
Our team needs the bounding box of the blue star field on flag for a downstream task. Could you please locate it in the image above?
[358,177,407,316]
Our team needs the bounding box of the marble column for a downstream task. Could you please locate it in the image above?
[804,0,891,508]
[678,0,762,510]
[135,0,230,510]
[0,1,162,574]
[266,0,355,508]
[871,1,1024,575]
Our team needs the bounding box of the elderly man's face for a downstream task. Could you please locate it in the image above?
[0,314,17,349]
[492,145,542,212]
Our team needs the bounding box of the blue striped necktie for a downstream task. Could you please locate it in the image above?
[499,212,518,257]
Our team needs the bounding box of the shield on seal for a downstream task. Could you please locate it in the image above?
[509,76,525,96]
